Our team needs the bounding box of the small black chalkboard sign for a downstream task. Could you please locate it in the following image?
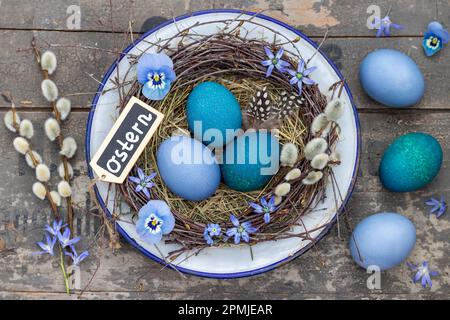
[90,97,164,183]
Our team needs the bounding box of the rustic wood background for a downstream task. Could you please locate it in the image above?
[0,0,449,299]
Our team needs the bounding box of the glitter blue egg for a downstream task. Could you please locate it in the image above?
[221,131,280,192]
[359,49,425,108]
[349,212,416,271]
[157,136,221,201]
[379,132,442,192]
[187,82,242,148]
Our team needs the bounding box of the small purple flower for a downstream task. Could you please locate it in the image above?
[203,223,222,245]
[136,200,175,244]
[287,59,316,95]
[65,248,89,266]
[34,234,57,256]
[57,228,80,249]
[137,52,176,100]
[407,261,439,288]
[249,196,278,224]
[425,196,447,218]
[225,214,257,244]
[129,167,156,199]
[375,16,402,37]
[262,47,290,77]
[45,219,66,236]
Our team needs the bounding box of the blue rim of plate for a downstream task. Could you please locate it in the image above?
[85,9,361,279]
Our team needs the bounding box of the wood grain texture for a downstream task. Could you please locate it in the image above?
[1,0,449,300]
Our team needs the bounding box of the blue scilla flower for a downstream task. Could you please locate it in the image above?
[407,261,439,288]
[287,59,317,96]
[45,219,66,236]
[136,200,175,244]
[203,223,221,245]
[226,214,257,245]
[57,228,80,249]
[128,167,156,199]
[34,234,57,256]
[262,47,290,77]
[137,52,176,100]
[374,15,402,37]
[425,196,447,218]
[65,248,89,266]
[249,196,278,224]
[423,21,449,57]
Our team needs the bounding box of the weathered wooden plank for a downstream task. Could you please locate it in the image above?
[0,0,447,37]
[0,30,448,110]
[1,111,449,299]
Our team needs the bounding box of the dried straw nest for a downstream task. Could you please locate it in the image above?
[116,17,342,255]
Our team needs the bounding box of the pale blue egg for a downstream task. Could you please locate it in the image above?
[379,132,442,192]
[187,82,242,148]
[221,131,280,192]
[157,136,221,201]
[359,49,425,108]
[349,212,416,271]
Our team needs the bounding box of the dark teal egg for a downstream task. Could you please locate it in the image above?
[187,82,242,148]
[379,132,442,192]
[221,131,280,192]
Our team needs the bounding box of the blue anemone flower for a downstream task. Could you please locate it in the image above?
[65,248,89,266]
[375,16,403,37]
[34,234,57,256]
[136,200,175,244]
[407,261,439,288]
[249,196,278,223]
[262,47,290,77]
[425,196,447,218]
[56,228,80,249]
[45,219,67,236]
[128,167,157,199]
[203,223,222,245]
[225,214,257,244]
[422,21,449,57]
[287,59,317,95]
[137,52,176,100]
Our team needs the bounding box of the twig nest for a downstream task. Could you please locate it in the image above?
[40,51,57,75]
[50,191,61,207]
[35,164,50,182]
[56,98,71,120]
[275,182,291,197]
[25,151,42,168]
[4,110,21,132]
[304,138,328,160]
[329,151,341,163]
[32,182,46,200]
[13,137,29,154]
[324,98,344,121]
[19,119,34,139]
[302,171,324,185]
[57,181,72,198]
[311,113,330,136]
[60,137,77,158]
[311,153,330,170]
[285,168,301,181]
[280,143,299,167]
[41,79,58,102]
[58,162,74,179]
[44,118,60,141]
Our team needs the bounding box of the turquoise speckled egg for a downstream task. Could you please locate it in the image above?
[157,136,221,201]
[221,131,280,192]
[379,132,442,192]
[349,212,416,271]
[359,49,425,108]
[187,82,242,148]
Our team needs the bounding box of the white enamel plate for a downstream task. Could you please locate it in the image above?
[86,10,361,278]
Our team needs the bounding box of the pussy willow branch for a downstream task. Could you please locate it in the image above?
[31,38,74,235]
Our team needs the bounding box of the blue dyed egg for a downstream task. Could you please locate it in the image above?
[349,212,416,271]
[359,49,425,108]
[379,132,442,192]
[157,136,221,201]
[187,82,242,148]
[221,131,280,192]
